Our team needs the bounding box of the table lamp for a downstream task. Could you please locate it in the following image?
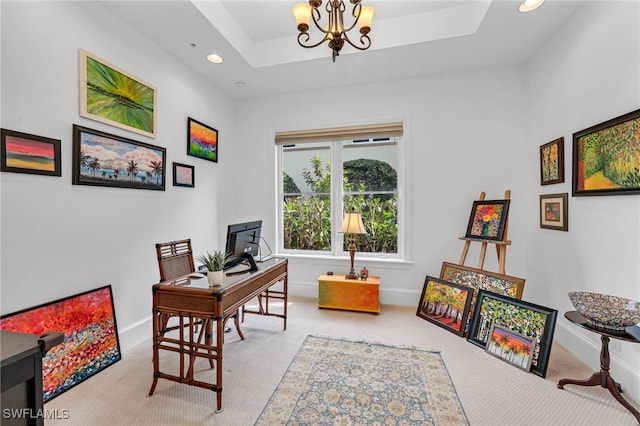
[339,208,367,279]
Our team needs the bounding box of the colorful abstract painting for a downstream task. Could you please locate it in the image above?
[540,137,564,185]
[0,285,121,401]
[465,199,510,241]
[467,290,556,378]
[72,124,165,191]
[80,49,157,138]
[187,117,218,163]
[1,128,61,176]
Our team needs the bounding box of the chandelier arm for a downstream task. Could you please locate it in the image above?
[297,31,331,49]
[342,32,371,51]
[341,2,361,34]
[310,5,329,34]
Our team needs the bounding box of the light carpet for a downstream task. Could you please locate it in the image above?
[255,335,468,425]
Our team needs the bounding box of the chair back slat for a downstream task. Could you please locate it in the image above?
[156,239,195,281]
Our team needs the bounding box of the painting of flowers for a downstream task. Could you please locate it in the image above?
[72,124,165,191]
[1,128,61,176]
[79,49,157,138]
[0,285,121,401]
[573,109,640,196]
[540,137,564,185]
[465,199,510,241]
[187,117,218,163]
[416,276,473,336]
[485,323,536,372]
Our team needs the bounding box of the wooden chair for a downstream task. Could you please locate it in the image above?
[155,239,243,339]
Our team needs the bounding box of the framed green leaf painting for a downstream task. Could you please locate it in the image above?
[79,49,157,138]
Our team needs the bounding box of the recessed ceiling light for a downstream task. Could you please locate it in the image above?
[207,53,223,64]
[519,0,544,13]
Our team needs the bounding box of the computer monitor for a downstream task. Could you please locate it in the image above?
[224,220,262,269]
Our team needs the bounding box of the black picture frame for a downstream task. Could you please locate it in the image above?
[540,193,568,231]
[173,162,195,187]
[0,285,121,401]
[467,290,557,378]
[1,128,62,176]
[464,199,510,241]
[187,117,218,163]
[540,137,564,185]
[416,276,474,337]
[572,108,640,196]
[72,124,166,191]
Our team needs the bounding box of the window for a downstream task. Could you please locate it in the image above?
[276,122,403,258]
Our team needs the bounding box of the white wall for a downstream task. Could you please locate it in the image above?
[1,0,638,406]
[230,67,529,305]
[524,1,640,404]
[0,1,234,351]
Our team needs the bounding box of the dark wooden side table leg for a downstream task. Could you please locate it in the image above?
[558,336,640,423]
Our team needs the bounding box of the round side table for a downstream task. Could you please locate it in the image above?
[557,311,640,423]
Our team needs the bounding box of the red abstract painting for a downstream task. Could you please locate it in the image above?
[0,285,121,401]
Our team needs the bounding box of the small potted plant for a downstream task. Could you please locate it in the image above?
[196,250,229,286]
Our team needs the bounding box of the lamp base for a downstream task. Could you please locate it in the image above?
[345,272,359,280]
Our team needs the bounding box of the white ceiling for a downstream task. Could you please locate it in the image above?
[100,0,584,100]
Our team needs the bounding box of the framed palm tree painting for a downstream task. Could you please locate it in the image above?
[72,125,165,191]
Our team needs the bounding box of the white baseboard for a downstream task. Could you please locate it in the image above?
[117,316,151,354]
[555,320,639,405]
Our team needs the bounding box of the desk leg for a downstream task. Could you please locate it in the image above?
[283,274,288,331]
[558,336,640,423]
[149,310,160,396]
[216,318,224,413]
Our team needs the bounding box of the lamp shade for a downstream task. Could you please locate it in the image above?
[340,212,367,235]
[357,6,375,30]
[292,3,312,28]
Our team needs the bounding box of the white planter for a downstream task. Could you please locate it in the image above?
[207,270,223,286]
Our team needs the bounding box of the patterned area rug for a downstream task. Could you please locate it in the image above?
[255,335,468,425]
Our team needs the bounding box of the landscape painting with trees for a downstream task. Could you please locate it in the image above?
[72,125,165,191]
[416,276,473,336]
[573,109,640,196]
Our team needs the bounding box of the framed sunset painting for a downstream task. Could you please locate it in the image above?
[187,117,218,163]
[1,128,61,176]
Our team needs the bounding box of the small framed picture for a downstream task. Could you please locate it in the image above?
[484,322,536,372]
[540,137,564,185]
[173,162,194,187]
[540,193,568,231]
[416,276,474,337]
[1,128,62,176]
[465,199,510,241]
[187,117,218,163]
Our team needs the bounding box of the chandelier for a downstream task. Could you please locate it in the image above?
[292,0,375,62]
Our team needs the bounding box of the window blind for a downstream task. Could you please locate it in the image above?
[274,122,403,145]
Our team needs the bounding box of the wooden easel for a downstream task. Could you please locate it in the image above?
[458,190,511,275]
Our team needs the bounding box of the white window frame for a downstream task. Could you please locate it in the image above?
[276,132,406,261]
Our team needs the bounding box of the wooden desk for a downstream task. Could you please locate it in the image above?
[318,274,380,314]
[148,257,288,413]
[557,311,640,423]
